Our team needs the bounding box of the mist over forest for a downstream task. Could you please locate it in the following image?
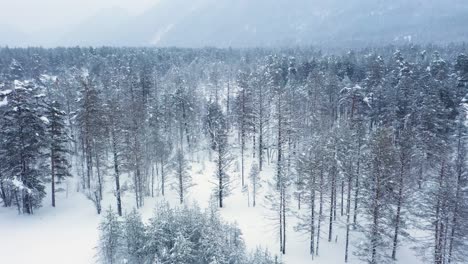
[1,1,468,264]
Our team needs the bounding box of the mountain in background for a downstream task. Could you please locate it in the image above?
[59,7,131,47]
[4,0,468,47]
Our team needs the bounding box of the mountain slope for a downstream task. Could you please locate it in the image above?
[126,0,468,47]
[59,0,468,47]
[59,7,131,46]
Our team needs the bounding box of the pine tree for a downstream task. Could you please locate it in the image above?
[123,209,146,264]
[234,69,254,186]
[295,150,318,258]
[168,232,195,264]
[46,100,72,207]
[205,102,233,208]
[0,80,48,214]
[98,208,123,264]
[359,127,398,264]
[249,163,261,207]
[172,148,193,204]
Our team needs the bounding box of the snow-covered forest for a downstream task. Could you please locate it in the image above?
[1,45,468,264]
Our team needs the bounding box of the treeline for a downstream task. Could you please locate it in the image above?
[0,45,468,263]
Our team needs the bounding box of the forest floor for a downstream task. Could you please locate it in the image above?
[0,147,424,264]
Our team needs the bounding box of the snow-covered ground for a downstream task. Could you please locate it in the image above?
[0,149,424,264]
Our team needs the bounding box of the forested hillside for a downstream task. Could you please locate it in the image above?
[1,45,468,264]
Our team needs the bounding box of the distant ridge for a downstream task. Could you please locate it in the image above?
[5,0,468,47]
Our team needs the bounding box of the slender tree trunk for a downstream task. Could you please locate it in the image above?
[179,157,184,204]
[310,170,316,258]
[392,160,405,260]
[218,148,223,208]
[241,89,245,186]
[182,105,190,148]
[253,127,256,158]
[95,148,102,201]
[371,169,381,264]
[277,94,282,189]
[448,125,465,263]
[86,139,93,189]
[111,129,122,216]
[227,72,231,114]
[136,167,142,207]
[329,165,336,242]
[151,164,155,198]
[353,136,362,228]
[282,185,286,255]
[160,156,165,196]
[341,179,344,216]
[298,192,301,210]
[345,168,352,262]
[259,124,263,171]
[333,169,337,221]
[258,84,264,171]
[134,170,139,209]
[241,139,245,187]
[418,162,423,190]
[0,177,11,207]
[51,148,56,207]
[253,175,256,207]
[279,187,283,253]
[434,161,445,264]
[80,138,86,190]
[316,165,324,255]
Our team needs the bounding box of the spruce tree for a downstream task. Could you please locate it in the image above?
[0,80,48,214]
[46,100,72,207]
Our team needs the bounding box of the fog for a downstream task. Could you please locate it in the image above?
[1,0,467,47]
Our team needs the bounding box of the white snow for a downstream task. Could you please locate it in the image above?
[40,74,58,83]
[40,116,50,124]
[0,89,12,96]
[0,96,7,107]
[0,145,425,264]
[150,24,174,45]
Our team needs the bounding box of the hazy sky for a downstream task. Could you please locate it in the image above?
[0,0,157,33]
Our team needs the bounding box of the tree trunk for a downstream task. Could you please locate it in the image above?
[241,139,245,187]
[391,160,405,260]
[218,148,223,208]
[161,157,165,196]
[353,136,362,228]
[179,159,184,204]
[316,165,324,255]
[370,168,381,264]
[329,165,336,242]
[282,185,286,255]
[448,124,465,263]
[345,169,352,262]
[310,170,316,258]
[111,129,122,216]
[134,171,139,209]
[279,188,283,253]
[253,175,256,207]
[277,94,282,189]
[258,84,264,171]
[341,179,344,216]
[95,148,102,201]
[434,161,445,264]
[241,89,245,187]
[51,148,56,207]
[151,164,155,198]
